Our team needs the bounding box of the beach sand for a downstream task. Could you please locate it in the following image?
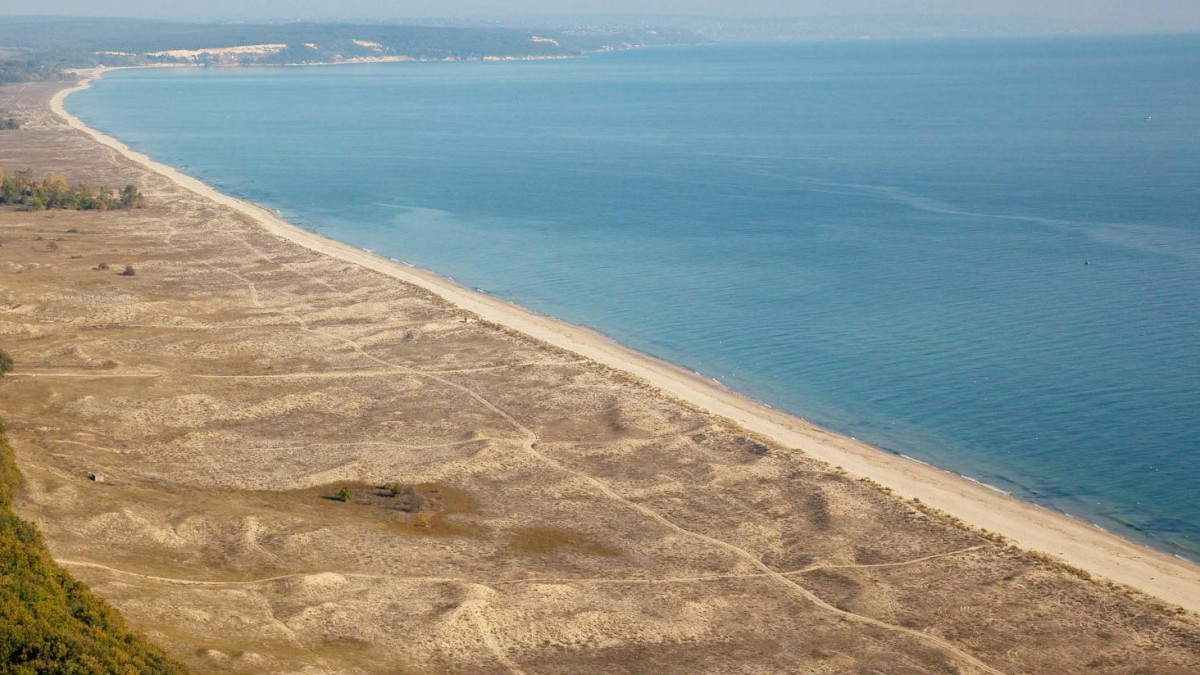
[0,71,1195,672]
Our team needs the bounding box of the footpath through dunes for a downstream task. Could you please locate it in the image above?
[0,76,1197,674]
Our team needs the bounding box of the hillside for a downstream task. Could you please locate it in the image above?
[0,416,188,674]
[0,17,711,73]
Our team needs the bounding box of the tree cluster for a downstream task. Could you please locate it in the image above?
[0,117,17,131]
[0,58,63,86]
[0,169,144,211]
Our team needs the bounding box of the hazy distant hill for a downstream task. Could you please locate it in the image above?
[660,15,1061,42]
[0,17,711,74]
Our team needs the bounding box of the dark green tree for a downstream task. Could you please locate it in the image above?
[119,184,143,209]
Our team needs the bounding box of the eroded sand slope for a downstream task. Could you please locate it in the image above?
[1,80,1198,674]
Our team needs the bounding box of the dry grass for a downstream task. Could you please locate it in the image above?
[506,527,621,558]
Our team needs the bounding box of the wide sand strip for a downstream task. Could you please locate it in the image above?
[50,68,1200,614]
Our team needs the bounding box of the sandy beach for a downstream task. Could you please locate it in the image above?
[0,70,1195,673]
[52,68,1200,614]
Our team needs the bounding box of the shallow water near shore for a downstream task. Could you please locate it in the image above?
[69,36,1200,561]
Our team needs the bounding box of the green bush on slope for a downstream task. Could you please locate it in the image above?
[0,419,187,674]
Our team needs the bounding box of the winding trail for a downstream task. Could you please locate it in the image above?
[790,545,988,575]
[59,545,989,590]
[58,559,464,587]
[16,363,542,380]
[454,585,528,675]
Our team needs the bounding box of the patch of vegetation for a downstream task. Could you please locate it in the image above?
[0,116,17,131]
[0,350,11,377]
[316,482,482,538]
[0,406,187,672]
[367,483,428,514]
[734,435,769,457]
[0,57,64,86]
[0,169,144,211]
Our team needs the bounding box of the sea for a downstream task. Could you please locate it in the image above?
[67,35,1200,561]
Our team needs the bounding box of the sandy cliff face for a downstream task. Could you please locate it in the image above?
[144,44,290,64]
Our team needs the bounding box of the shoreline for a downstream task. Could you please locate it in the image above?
[51,68,1200,612]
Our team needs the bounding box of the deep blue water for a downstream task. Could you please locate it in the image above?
[69,37,1200,561]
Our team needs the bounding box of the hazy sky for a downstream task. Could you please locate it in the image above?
[8,0,1200,33]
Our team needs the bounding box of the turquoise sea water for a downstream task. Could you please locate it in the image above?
[69,36,1200,561]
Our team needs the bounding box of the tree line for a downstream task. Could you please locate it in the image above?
[0,58,63,86]
[0,168,144,211]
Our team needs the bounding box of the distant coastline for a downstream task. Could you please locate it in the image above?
[53,66,1200,613]
[0,16,712,80]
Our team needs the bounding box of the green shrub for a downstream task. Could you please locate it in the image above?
[0,350,11,377]
[336,487,353,503]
